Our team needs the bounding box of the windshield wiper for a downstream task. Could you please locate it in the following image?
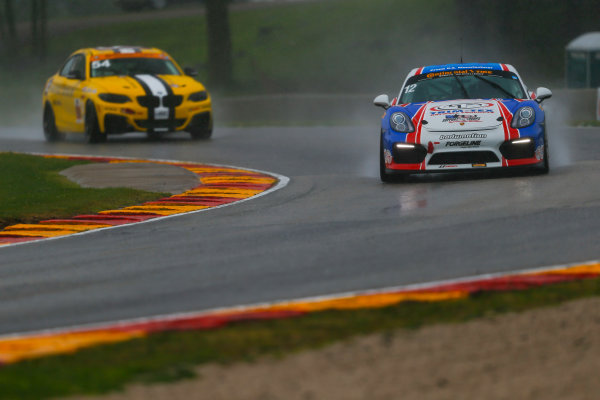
[451,72,470,99]
[473,74,516,99]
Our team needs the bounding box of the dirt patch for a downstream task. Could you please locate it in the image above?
[70,296,600,400]
[61,162,200,194]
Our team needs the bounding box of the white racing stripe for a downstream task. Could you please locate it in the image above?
[135,74,170,120]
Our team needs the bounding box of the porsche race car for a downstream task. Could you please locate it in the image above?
[374,63,552,182]
[43,46,212,142]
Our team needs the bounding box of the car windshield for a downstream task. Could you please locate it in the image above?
[399,70,526,103]
[90,57,180,77]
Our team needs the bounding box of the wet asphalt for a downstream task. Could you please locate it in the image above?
[0,125,598,335]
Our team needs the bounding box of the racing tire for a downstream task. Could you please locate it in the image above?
[188,115,213,140]
[43,104,64,142]
[538,132,550,174]
[84,102,106,144]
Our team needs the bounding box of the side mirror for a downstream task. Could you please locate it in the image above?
[535,87,552,103]
[66,70,84,80]
[373,94,390,109]
[184,67,198,77]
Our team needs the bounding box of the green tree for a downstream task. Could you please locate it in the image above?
[3,0,16,54]
[30,0,47,59]
[205,0,233,89]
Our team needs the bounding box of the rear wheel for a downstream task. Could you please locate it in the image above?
[43,104,64,142]
[84,102,105,143]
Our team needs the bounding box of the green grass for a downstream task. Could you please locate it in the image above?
[0,277,599,399]
[0,152,168,228]
[573,120,600,127]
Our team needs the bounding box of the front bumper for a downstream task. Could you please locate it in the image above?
[383,125,546,173]
[96,99,212,134]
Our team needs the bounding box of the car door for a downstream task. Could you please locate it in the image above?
[49,56,77,131]
[61,54,87,133]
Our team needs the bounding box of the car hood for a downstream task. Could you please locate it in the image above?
[422,99,503,132]
[89,74,205,96]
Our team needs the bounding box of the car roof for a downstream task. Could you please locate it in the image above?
[75,46,169,58]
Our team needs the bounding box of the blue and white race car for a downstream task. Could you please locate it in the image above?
[374,63,552,182]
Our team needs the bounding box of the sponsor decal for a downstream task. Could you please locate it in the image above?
[535,144,544,160]
[384,149,393,165]
[442,114,481,123]
[426,69,493,78]
[438,165,458,169]
[431,109,494,116]
[426,65,496,73]
[445,140,481,147]
[74,98,83,124]
[431,102,494,111]
[439,133,487,140]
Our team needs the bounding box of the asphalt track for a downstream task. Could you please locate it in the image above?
[0,125,598,336]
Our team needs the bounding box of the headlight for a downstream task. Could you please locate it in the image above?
[390,112,415,133]
[98,93,131,104]
[511,106,535,128]
[188,91,208,102]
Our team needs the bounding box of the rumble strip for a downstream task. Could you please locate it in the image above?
[0,259,598,365]
[0,153,289,247]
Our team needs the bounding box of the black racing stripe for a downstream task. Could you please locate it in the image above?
[153,75,176,131]
[133,75,155,123]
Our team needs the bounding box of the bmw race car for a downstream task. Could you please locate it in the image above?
[374,63,552,182]
[43,46,212,143]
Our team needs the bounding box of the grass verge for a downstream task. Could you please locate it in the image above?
[0,152,168,229]
[1,277,599,399]
[572,120,600,127]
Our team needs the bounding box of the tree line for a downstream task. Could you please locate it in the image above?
[0,0,47,59]
[0,0,232,88]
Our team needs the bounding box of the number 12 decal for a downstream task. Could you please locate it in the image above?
[404,84,417,94]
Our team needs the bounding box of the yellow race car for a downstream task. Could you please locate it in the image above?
[42,46,213,142]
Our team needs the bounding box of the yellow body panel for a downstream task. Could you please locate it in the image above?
[42,46,212,138]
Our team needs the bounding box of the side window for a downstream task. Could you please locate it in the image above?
[59,54,86,79]
[70,55,86,79]
[59,57,76,77]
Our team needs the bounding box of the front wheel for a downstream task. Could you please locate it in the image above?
[43,104,64,142]
[85,102,105,143]
[539,133,550,174]
[380,135,405,183]
[188,113,213,140]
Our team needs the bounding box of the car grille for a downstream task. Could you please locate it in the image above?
[136,95,183,108]
[428,151,499,165]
